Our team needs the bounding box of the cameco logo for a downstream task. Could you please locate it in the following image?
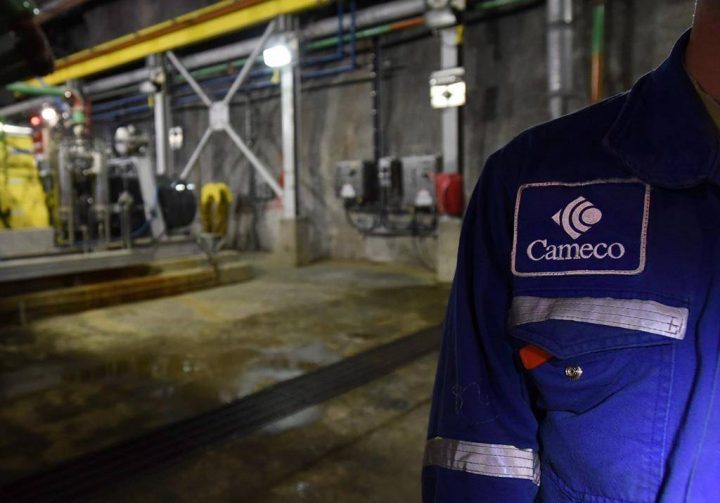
[526,196,625,262]
[512,180,649,277]
[551,196,603,240]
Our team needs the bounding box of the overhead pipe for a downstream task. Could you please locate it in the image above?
[301,0,346,67]
[92,14,420,119]
[83,0,426,97]
[591,0,606,103]
[90,12,412,121]
[90,0,542,121]
[25,0,334,86]
[0,96,48,117]
[89,0,541,123]
[6,82,67,97]
[89,0,526,98]
[547,0,574,118]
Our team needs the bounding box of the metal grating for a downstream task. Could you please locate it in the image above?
[0,325,442,502]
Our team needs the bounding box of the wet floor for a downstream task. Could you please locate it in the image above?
[0,256,449,492]
[98,353,438,503]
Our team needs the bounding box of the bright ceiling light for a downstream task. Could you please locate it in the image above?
[40,106,59,125]
[263,44,292,68]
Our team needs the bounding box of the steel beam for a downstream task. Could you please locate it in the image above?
[166,51,212,108]
[225,125,282,197]
[223,20,276,105]
[180,127,213,180]
[169,24,282,199]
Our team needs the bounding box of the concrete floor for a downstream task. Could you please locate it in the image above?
[0,256,449,499]
[101,354,437,503]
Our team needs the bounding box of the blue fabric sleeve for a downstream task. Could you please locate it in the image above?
[422,150,540,502]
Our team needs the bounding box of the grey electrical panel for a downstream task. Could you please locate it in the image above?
[335,160,378,205]
[400,155,440,209]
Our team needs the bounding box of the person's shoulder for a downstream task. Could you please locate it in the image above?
[487,92,630,183]
[509,92,628,158]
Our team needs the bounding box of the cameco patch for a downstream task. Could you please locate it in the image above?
[511,179,650,277]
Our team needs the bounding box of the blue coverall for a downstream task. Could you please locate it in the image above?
[423,31,720,502]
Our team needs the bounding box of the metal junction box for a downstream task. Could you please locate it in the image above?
[335,160,378,205]
[401,155,441,209]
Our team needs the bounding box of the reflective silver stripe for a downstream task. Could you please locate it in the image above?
[423,437,541,486]
[510,296,688,340]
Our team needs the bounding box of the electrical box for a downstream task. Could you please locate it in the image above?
[335,160,378,205]
[378,156,403,208]
[401,155,440,209]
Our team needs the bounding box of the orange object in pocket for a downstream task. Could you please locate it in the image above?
[519,344,553,370]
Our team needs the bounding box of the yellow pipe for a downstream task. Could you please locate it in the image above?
[28,0,331,86]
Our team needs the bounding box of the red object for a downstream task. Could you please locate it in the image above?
[30,115,42,127]
[435,173,464,216]
[519,345,553,370]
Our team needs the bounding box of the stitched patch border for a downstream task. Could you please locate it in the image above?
[511,179,651,277]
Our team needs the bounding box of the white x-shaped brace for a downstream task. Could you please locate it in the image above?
[168,20,283,197]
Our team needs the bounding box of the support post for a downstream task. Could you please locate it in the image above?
[274,24,310,266]
[436,26,464,283]
[148,53,171,176]
[440,27,461,174]
[280,35,299,219]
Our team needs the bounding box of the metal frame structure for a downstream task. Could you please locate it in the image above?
[165,19,299,218]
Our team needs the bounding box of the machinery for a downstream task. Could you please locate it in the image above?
[54,124,196,250]
[56,136,108,246]
[335,154,462,237]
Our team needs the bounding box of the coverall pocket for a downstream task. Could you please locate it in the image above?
[511,322,675,415]
[510,318,679,502]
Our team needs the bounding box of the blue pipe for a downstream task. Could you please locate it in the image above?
[93,9,361,124]
[92,103,152,122]
[302,0,345,66]
[302,0,357,69]
[349,0,357,66]
[92,68,275,119]
[92,93,147,112]
[302,63,358,80]
[93,62,362,123]
[92,0,359,121]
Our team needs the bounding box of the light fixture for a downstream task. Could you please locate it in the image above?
[263,43,292,68]
[40,105,59,126]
